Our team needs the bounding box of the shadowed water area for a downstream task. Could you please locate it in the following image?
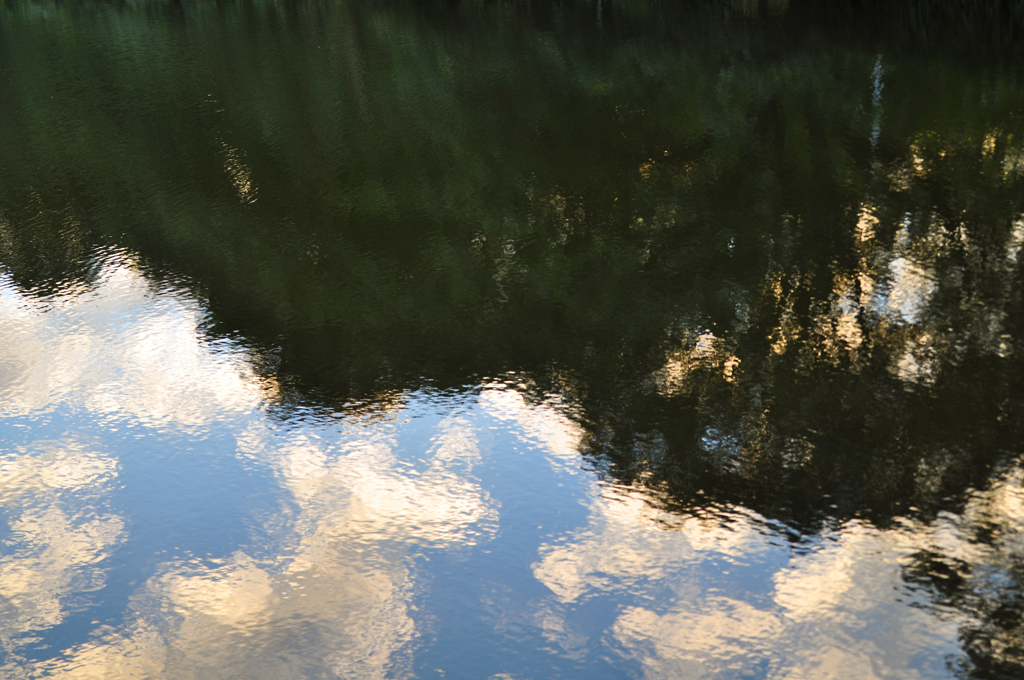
[1,1,1024,677]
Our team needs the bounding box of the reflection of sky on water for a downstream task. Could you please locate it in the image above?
[0,251,1017,677]
[535,491,962,678]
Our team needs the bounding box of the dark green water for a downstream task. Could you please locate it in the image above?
[1,1,1023,677]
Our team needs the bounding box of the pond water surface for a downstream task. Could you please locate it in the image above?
[1,2,1024,678]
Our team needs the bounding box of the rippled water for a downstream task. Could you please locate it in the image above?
[1,2,1024,678]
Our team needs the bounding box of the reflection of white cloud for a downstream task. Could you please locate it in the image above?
[0,443,116,504]
[773,522,918,621]
[0,441,124,647]
[28,406,503,678]
[5,621,168,680]
[534,489,965,679]
[612,523,959,679]
[480,385,584,471]
[17,546,415,680]
[534,490,765,603]
[239,413,499,549]
[0,507,124,640]
[162,552,276,629]
[0,257,263,429]
[16,408,505,678]
[613,597,783,679]
[342,417,498,546]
